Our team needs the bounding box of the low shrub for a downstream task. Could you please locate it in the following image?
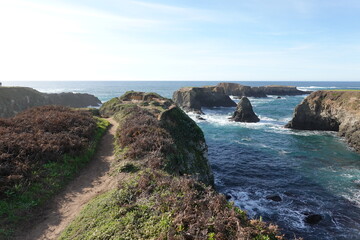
[116,107,174,168]
[60,170,282,240]
[0,106,97,196]
[0,106,109,238]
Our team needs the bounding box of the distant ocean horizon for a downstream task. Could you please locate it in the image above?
[3,80,360,239]
[3,80,360,103]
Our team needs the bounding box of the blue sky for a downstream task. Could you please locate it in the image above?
[0,0,360,81]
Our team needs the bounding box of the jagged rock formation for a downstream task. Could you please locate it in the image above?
[286,90,360,153]
[173,83,309,113]
[0,87,101,118]
[100,91,214,185]
[172,86,236,113]
[231,97,260,122]
[217,82,308,97]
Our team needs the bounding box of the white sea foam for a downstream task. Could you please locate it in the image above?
[258,116,278,122]
[297,86,337,92]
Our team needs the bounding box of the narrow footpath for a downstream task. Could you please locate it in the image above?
[15,118,119,240]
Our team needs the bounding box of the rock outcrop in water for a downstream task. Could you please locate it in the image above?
[217,82,309,97]
[217,82,267,97]
[173,83,309,113]
[172,86,236,113]
[100,91,214,185]
[0,87,101,118]
[286,90,360,153]
[231,97,260,123]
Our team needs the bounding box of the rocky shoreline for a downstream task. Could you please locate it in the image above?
[173,82,309,113]
[286,90,360,153]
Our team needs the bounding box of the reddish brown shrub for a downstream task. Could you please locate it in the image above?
[119,170,282,240]
[117,107,174,167]
[0,106,97,197]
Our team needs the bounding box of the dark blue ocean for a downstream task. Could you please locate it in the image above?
[4,81,360,240]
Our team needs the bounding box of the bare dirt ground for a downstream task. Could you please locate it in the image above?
[15,118,119,240]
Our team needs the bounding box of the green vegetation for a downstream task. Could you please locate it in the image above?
[61,92,283,239]
[60,170,281,240]
[0,107,109,238]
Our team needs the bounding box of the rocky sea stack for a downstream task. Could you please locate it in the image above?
[231,97,260,122]
[286,90,360,153]
[0,87,101,118]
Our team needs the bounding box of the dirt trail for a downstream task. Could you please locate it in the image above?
[16,118,119,240]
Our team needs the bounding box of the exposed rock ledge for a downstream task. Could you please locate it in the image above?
[217,82,309,97]
[173,82,309,113]
[0,87,101,118]
[286,90,360,153]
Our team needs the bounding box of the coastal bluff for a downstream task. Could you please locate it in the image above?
[0,87,101,118]
[173,82,309,112]
[100,91,214,185]
[60,91,281,239]
[286,90,360,153]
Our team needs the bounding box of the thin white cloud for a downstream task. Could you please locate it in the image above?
[129,0,216,21]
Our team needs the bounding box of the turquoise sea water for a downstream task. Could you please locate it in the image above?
[3,81,360,240]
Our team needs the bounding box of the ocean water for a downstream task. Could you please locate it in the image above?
[3,81,360,239]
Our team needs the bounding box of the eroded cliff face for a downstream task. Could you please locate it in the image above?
[286,90,360,153]
[0,87,101,118]
[100,91,214,185]
[172,86,236,113]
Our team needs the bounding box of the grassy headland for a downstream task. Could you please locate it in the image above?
[60,92,283,240]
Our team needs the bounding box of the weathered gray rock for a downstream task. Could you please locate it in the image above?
[0,87,101,118]
[231,97,260,123]
[216,82,267,98]
[286,90,360,153]
[172,86,236,113]
[173,83,309,113]
[216,82,309,97]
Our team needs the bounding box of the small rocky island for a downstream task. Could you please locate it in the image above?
[231,97,260,122]
[172,86,236,113]
[173,82,309,113]
[0,87,101,118]
[286,90,360,153]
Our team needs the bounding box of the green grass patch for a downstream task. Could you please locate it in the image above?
[60,170,280,240]
[59,173,171,240]
[0,117,109,239]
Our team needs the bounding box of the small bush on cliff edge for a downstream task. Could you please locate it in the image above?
[0,106,109,238]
